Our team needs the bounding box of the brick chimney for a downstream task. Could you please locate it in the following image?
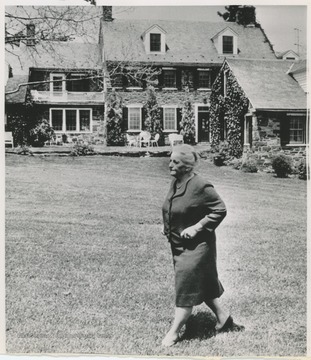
[102,6,113,22]
[26,23,35,46]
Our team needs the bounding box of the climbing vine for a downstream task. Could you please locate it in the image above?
[210,64,249,158]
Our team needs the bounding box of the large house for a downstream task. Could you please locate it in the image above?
[99,6,277,144]
[5,6,308,154]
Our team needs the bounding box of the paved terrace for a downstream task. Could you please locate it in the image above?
[5,143,212,157]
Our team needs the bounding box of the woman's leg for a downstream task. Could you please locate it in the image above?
[205,298,229,330]
[162,306,193,346]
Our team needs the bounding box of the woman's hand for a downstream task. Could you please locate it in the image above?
[181,223,203,239]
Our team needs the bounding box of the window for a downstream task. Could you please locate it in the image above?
[150,33,161,52]
[163,107,177,131]
[69,74,89,92]
[128,107,142,130]
[163,69,176,88]
[223,36,233,54]
[51,109,63,130]
[289,117,305,143]
[79,110,91,131]
[223,70,229,96]
[66,110,77,131]
[50,74,65,94]
[198,70,211,88]
[50,108,92,132]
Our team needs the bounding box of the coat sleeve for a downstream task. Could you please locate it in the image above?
[198,184,227,232]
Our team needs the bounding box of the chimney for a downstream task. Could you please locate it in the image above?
[26,23,35,46]
[103,6,113,22]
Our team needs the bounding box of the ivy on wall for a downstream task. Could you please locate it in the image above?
[106,90,125,146]
[210,64,249,158]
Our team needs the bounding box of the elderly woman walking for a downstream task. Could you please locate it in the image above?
[161,144,244,347]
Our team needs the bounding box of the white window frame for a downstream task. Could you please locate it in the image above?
[127,104,143,132]
[163,105,178,132]
[49,108,92,133]
[50,73,66,93]
[287,113,306,145]
[143,25,166,54]
[162,67,177,90]
[197,68,212,90]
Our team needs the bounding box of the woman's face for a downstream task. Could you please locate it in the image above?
[169,152,190,178]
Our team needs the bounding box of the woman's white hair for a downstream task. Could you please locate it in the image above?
[172,144,199,169]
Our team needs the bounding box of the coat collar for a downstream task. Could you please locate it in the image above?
[170,173,196,199]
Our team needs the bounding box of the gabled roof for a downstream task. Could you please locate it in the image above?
[288,59,307,75]
[211,26,239,40]
[226,58,307,110]
[276,49,299,59]
[5,75,29,103]
[5,42,102,76]
[101,19,277,65]
[142,24,167,37]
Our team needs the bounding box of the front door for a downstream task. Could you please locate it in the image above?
[198,106,210,142]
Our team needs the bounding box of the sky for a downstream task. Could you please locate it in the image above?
[3,1,308,56]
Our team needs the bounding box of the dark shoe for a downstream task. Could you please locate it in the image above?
[215,316,245,335]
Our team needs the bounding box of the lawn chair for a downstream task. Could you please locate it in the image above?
[150,133,160,147]
[168,133,184,147]
[139,131,151,147]
[5,132,14,147]
[126,134,138,147]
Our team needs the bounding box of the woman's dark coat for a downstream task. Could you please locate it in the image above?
[162,173,227,306]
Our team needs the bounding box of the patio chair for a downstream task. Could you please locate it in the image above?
[5,132,14,147]
[150,133,160,147]
[126,133,138,147]
[139,131,151,147]
[168,133,184,147]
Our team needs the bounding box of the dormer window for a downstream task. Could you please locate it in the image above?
[150,33,161,52]
[223,36,234,54]
[212,27,238,56]
[142,25,166,54]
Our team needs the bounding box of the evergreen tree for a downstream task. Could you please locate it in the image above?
[144,86,162,140]
[217,6,257,26]
[106,90,124,146]
[180,100,195,144]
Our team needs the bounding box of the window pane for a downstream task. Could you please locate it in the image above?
[79,110,91,131]
[53,76,63,92]
[163,70,176,87]
[198,71,211,88]
[51,110,63,131]
[150,33,161,52]
[66,110,77,131]
[129,108,141,130]
[223,36,233,54]
[70,75,88,92]
[164,108,176,130]
[289,117,304,143]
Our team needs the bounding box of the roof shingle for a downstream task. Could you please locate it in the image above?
[102,19,277,65]
[226,58,307,110]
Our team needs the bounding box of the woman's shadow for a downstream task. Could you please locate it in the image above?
[180,311,216,341]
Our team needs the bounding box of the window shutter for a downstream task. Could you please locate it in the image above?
[193,68,199,90]
[159,107,164,129]
[158,69,164,88]
[177,107,182,132]
[280,116,290,146]
[176,68,182,90]
[122,107,128,131]
[142,106,147,129]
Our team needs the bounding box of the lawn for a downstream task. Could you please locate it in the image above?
[5,153,307,356]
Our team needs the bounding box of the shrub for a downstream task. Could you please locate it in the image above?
[240,158,258,173]
[212,141,229,166]
[29,119,54,147]
[230,157,243,170]
[143,86,163,143]
[298,159,308,180]
[271,154,293,178]
[70,143,96,156]
[106,91,125,146]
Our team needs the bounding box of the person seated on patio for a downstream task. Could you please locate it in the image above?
[161,144,244,347]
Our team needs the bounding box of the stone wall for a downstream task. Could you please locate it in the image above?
[115,88,211,106]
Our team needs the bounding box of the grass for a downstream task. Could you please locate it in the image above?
[5,154,307,356]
